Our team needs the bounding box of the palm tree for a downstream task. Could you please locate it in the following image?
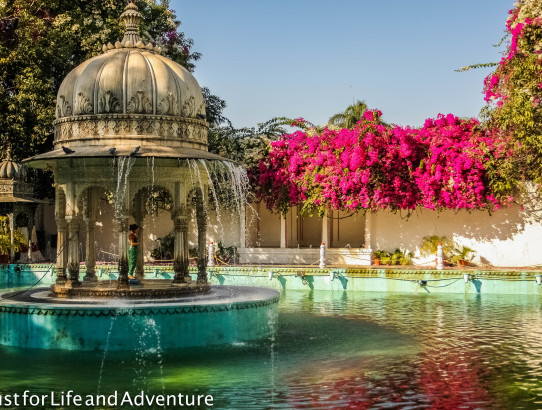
[328,100,368,129]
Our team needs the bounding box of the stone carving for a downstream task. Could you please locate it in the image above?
[98,91,122,114]
[197,101,206,117]
[127,90,152,114]
[157,92,176,116]
[75,93,93,115]
[181,96,196,117]
[56,95,73,118]
[54,115,208,145]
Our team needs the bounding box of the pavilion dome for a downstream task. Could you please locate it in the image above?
[0,159,19,179]
[0,149,20,179]
[49,2,209,159]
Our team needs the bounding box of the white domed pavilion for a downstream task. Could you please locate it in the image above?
[25,2,223,296]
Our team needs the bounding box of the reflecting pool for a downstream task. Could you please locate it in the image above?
[0,287,541,409]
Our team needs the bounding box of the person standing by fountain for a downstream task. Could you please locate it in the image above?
[128,224,140,280]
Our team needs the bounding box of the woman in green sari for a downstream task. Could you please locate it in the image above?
[128,224,140,279]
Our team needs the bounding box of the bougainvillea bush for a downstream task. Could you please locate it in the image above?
[255,111,510,216]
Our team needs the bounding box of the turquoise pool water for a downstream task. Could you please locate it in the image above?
[0,287,541,409]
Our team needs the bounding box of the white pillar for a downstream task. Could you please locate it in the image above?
[208,242,215,267]
[436,244,444,270]
[280,214,287,248]
[319,242,326,269]
[321,214,331,247]
[364,212,375,249]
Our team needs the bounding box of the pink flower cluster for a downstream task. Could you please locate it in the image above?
[255,111,507,213]
[484,6,542,104]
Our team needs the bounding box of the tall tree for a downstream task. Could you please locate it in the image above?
[0,0,225,162]
[328,100,369,129]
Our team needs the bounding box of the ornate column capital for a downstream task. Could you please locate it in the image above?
[55,217,68,229]
[173,217,188,231]
[115,216,130,231]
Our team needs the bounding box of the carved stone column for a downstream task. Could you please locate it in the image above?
[66,218,82,288]
[196,205,207,284]
[133,195,145,282]
[54,217,68,285]
[54,187,68,285]
[172,214,189,284]
[83,188,97,282]
[183,215,190,280]
[8,213,15,263]
[117,216,130,289]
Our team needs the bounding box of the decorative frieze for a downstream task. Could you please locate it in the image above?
[54,114,208,146]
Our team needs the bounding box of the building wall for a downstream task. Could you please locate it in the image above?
[330,210,365,248]
[247,203,280,248]
[369,205,542,267]
[39,195,542,267]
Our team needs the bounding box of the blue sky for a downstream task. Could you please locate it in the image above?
[172,0,512,128]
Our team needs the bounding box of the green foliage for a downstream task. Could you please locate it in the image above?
[455,62,499,72]
[201,87,230,127]
[0,216,26,256]
[373,249,413,265]
[150,232,174,261]
[419,235,454,257]
[215,242,238,264]
[328,100,368,129]
[480,3,542,197]
[449,245,476,264]
[208,118,288,170]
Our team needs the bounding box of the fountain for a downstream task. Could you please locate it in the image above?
[0,2,278,350]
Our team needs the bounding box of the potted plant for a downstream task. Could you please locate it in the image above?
[450,245,476,267]
[372,250,387,266]
[392,249,413,266]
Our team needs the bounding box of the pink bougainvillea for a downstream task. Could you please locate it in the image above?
[254,111,508,215]
[483,4,542,105]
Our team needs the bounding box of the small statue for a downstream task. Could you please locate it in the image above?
[128,224,140,279]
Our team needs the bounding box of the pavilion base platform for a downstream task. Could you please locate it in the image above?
[50,279,210,299]
[0,286,279,350]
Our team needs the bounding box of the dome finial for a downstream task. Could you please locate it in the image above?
[120,1,143,44]
[5,145,12,161]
